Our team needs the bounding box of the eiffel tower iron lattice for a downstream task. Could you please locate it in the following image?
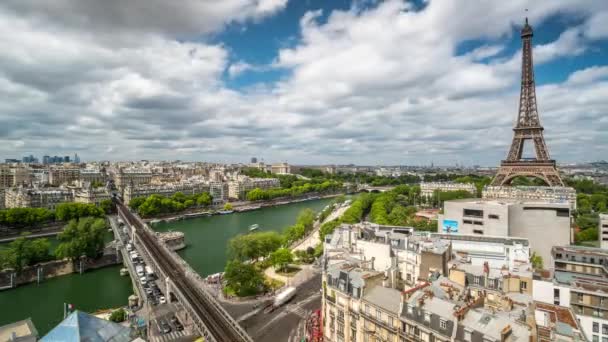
[491,18,564,187]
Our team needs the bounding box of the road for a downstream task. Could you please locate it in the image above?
[292,203,350,252]
[239,273,322,342]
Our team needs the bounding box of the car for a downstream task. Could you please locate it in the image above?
[139,276,147,285]
[145,287,153,295]
[174,322,183,331]
[159,296,166,304]
[159,320,172,334]
[170,316,179,325]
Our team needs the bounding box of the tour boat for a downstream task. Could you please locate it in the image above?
[249,224,259,231]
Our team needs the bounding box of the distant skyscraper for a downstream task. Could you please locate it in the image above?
[74,153,81,164]
[64,156,70,163]
[251,157,258,164]
[43,155,50,164]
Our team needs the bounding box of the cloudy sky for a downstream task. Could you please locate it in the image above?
[1,0,607,166]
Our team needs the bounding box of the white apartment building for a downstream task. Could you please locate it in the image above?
[209,181,228,204]
[228,177,280,200]
[439,198,571,263]
[483,185,577,210]
[420,182,477,198]
[123,182,211,205]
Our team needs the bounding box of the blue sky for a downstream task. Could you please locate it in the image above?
[0,0,607,165]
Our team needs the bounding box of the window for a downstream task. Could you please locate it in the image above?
[556,208,570,217]
[591,258,596,264]
[389,317,394,327]
[578,293,584,302]
[376,309,382,321]
[593,335,599,342]
[554,288,560,305]
[350,329,357,342]
[595,308,601,317]
[473,229,484,235]
[594,322,599,333]
[463,219,473,224]
[488,214,499,219]
[338,323,344,335]
[473,276,480,285]
[365,304,370,315]
[440,319,447,330]
[583,257,588,263]
[556,253,562,259]
[520,281,527,290]
[602,324,608,334]
[463,209,483,218]
[407,304,413,314]
[473,221,483,225]
[602,337,608,342]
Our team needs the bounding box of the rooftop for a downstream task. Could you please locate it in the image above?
[0,318,38,342]
[362,285,402,314]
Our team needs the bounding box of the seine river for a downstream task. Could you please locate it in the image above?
[0,197,334,335]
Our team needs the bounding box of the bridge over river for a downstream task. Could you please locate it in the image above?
[115,198,253,342]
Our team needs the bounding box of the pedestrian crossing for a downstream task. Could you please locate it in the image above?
[150,329,186,342]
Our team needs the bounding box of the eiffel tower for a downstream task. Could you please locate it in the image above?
[491,18,564,187]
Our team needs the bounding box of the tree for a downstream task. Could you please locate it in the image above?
[99,199,114,214]
[55,218,107,260]
[576,227,598,243]
[196,192,212,206]
[223,203,234,211]
[228,231,283,261]
[109,308,126,323]
[319,219,341,242]
[530,252,544,270]
[55,203,104,221]
[0,234,53,271]
[128,197,146,210]
[270,248,293,272]
[224,260,264,297]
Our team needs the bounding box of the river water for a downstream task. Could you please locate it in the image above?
[0,197,334,335]
[152,197,334,276]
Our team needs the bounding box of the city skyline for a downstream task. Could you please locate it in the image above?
[0,1,607,165]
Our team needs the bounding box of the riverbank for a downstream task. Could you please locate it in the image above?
[146,192,345,225]
[0,248,121,291]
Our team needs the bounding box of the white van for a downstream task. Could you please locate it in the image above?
[136,265,144,277]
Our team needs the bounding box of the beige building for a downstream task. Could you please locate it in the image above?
[209,181,228,204]
[271,162,290,174]
[49,167,80,186]
[0,190,4,209]
[4,187,73,209]
[113,169,153,190]
[600,214,608,250]
[79,169,106,185]
[420,182,477,198]
[483,185,577,210]
[0,166,13,188]
[74,186,111,205]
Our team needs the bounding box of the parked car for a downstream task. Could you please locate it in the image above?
[159,320,171,334]
[159,296,166,304]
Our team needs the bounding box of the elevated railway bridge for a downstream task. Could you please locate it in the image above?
[113,197,253,342]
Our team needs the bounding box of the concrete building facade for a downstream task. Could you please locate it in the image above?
[483,185,577,210]
[4,187,73,209]
[601,214,608,250]
[48,168,80,186]
[420,182,477,198]
[439,198,571,263]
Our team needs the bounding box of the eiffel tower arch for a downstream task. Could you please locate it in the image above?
[491,18,564,187]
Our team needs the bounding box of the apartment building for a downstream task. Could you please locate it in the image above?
[79,169,105,185]
[483,186,577,210]
[74,186,110,205]
[113,169,153,189]
[0,190,4,209]
[209,181,228,204]
[533,245,608,341]
[228,177,280,200]
[4,187,73,209]
[600,214,608,250]
[439,198,571,263]
[420,182,477,198]
[0,166,12,188]
[48,167,80,186]
[123,182,210,205]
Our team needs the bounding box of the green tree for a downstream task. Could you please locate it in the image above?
[576,227,598,243]
[270,248,293,272]
[55,218,107,260]
[109,308,126,323]
[128,197,146,210]
[319,219,341,242]
[227,231,283,261]
[530,252,544,270]
[224,260,264,297]
[99,199,114,214]
[55,203,104,221]
[223,203,234,211]
[197,192,213,206]
[0,234,53,271]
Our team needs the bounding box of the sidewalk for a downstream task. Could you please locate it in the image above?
[292,204,350,252]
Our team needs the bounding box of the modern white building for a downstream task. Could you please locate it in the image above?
[439,198,571,263]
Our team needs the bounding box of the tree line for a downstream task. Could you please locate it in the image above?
[128,191,213,218]
[566,178,608,243]
[0,202,109,229]
[245,180,342,201]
